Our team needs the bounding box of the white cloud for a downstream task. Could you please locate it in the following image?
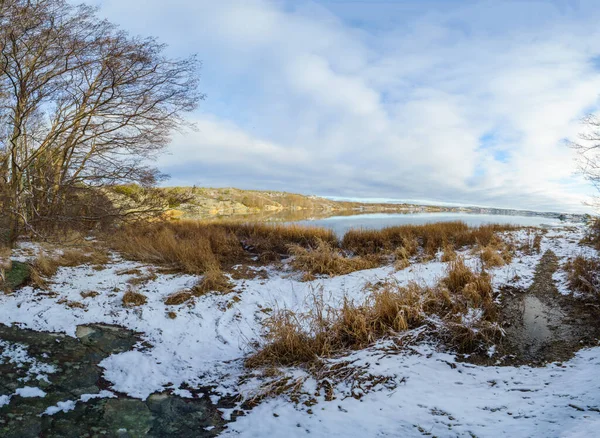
[95,0,600,212]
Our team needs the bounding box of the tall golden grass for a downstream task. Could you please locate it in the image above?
[288,239,381,279]
[342,221,516,257]
[111,220,517,279]
[110,221,338,275]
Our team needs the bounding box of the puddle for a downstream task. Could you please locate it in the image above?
[489,250,600,366]
[521,295,563,357]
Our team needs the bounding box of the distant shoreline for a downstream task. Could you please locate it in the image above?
[153,186,585,222]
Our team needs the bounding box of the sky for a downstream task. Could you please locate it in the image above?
[92,0,600,213]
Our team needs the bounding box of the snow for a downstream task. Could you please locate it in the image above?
[0,225,599,436]
[224,345,600,437]
[0,339,57,383]
[43,400,76,416]
[15,386,46,398]
[42,391,116,416]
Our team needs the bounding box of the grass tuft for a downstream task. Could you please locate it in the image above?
[122,289,148,307]
[192,269,234,295]
[289,239,380,278]
[164,290,194,305]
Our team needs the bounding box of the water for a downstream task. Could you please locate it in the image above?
[291,212,565,235]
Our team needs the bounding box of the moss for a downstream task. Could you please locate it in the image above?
[3,261,30,292]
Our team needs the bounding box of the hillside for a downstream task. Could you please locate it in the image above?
[157,186,447,219]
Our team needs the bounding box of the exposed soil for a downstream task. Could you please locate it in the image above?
[0,323,230,437]
[474,250,600,366]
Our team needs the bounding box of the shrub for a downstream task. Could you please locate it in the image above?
[565,255,600,295]
[581,218,600,249]
[1,260,29,293]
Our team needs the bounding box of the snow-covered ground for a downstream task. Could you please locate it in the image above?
[1,224,599,436]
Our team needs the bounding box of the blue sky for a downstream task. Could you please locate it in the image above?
[93,0,600,213]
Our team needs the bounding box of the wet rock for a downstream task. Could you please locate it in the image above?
[104,399,153,436]
[0,323,229,437]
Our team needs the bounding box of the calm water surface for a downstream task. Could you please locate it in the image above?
[291,212,565,235]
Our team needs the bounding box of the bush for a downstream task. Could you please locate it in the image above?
[565,255,600,295]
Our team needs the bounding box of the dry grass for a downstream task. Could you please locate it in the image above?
[110,221,242,274]
[164,290,194,305]
[80,290,100,299]
[441,244,457,262]
[29,247,110,288]
[31,251,61,278]
[393,247,411,270]
[110,221,337,275]
[342,222,516,257]
[192,269,234,295]
[519,230,544,255]
[122,289,148,307]
[127,271,158,286]
[224,223,338,257]
[109,221,516,285]
[443,257,477,293]
[565,255,600,295]
[248,259,501,368]
[58,248,110,267]
[288,239,381,278]
[0,246,11,285]
[581,218,600,249]
[479,243,512,268]
[57,298,86,309]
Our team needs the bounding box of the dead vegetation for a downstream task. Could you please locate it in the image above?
[518,229,544,255]
[122,289,148,307]
[164,291,194,305]
[342,222,516,258]
[581,218,600,249]
[478,241,513,268]
[565,255,600,296]
[288,239,381,279]
[110,220,518,281]
[127,271,158,286]
[28,246,111,288]
[192,269,234,295]
[247,257,501,368]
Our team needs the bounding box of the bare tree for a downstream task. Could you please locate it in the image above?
[0,0,202,244]
[570,114,600,208]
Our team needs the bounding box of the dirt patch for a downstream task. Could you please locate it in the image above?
[470,250,600,366]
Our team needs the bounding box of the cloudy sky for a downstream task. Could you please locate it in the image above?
[94,0,600,213]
